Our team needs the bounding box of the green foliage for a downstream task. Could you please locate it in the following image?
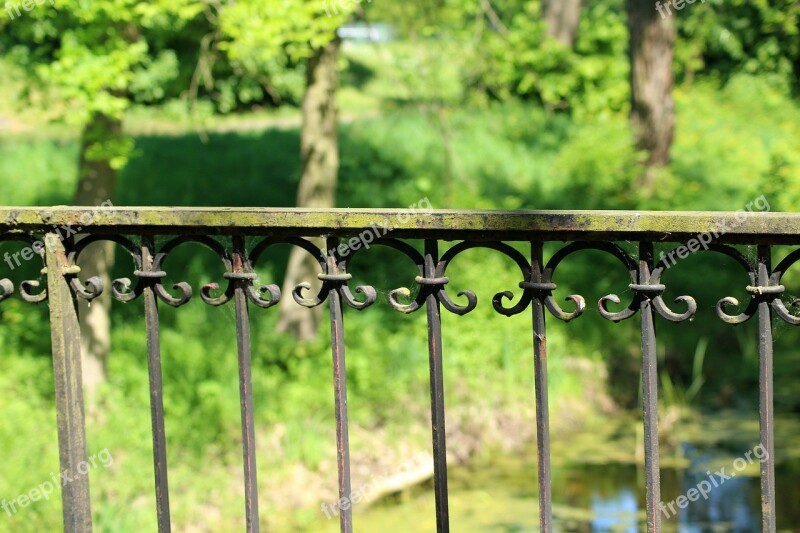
[551,114,644,208]
[650,73,800,211]
[0,0,204,124]
[473,0,629,115]
[660,337,708,409]
[0,0,204,167]
[341,42,466,106]
[0,137,78,204]
[220,1,347,62]
[217,0,357,109]
[677,0,800,94]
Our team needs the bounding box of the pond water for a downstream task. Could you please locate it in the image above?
[312,414,800,532]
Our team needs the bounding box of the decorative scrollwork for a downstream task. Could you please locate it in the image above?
[0,233,47,303]
[337,278,378,311]
[341,238,424,314]
[68,234,143,303]
[20,277,48,303]
[0,278,13,303]
[648,254,698,323]
[540,242,636,323]
[249,237,326,308]
[769,248,800,325]
[437,241,532,316]
[342,239,533,316]
[248,236,376,311]
[3,227,796,328]
[322,238,378,311]
[142,235,238,307]
[659,244,758,325]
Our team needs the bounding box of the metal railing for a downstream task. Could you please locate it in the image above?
[2,207,799,533]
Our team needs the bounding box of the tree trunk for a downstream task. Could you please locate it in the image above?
[276,37,341,340]
[74,112,120,394]
[543,0,582,47]
[628,0,676,193]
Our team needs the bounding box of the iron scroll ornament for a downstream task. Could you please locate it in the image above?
[766,247,800,325]
[248,236,377,311]
[340,239,539,317]
[340,240,692,322]
[0,233,48,303]
[21,234,799,325]
[65,234,197,307]
[62,234,374,311]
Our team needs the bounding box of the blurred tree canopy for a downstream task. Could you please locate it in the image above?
[0,0,206,164]
[3,1,797,126]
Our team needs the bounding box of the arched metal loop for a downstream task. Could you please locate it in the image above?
[769,248,800,325]
[247,236,327,309]
[340,238,425,314]
[64,234,143,303]
[543,242,637,323]
[435,241,532,317]
[650,243,759,324]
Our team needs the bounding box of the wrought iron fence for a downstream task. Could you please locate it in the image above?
[1,207,799,533]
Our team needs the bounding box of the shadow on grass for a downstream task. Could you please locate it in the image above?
[119,128,301,207]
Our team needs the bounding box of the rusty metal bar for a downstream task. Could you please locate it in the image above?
[326,238,353,533]
[424,239,450,533]
[44,233,93,533]
[140,237,172,533]
[3,208,799,244]
[530,241,552,532]
[638,242,661,533]
[757,245,776,533]
[231,236,261,533]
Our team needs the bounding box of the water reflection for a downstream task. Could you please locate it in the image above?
[563,453,767,532]
[677,465,756,532]
[591,488,638,533]
[313,417,800,533]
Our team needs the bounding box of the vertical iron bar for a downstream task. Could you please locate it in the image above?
[45,233,93,533]
[327,238,353,533]
[424,239,450,533]
[639,241,661,533]
[141,238,171,533]
[757,245,776,533]
[232,236,260,532]
[531,241,552,532]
